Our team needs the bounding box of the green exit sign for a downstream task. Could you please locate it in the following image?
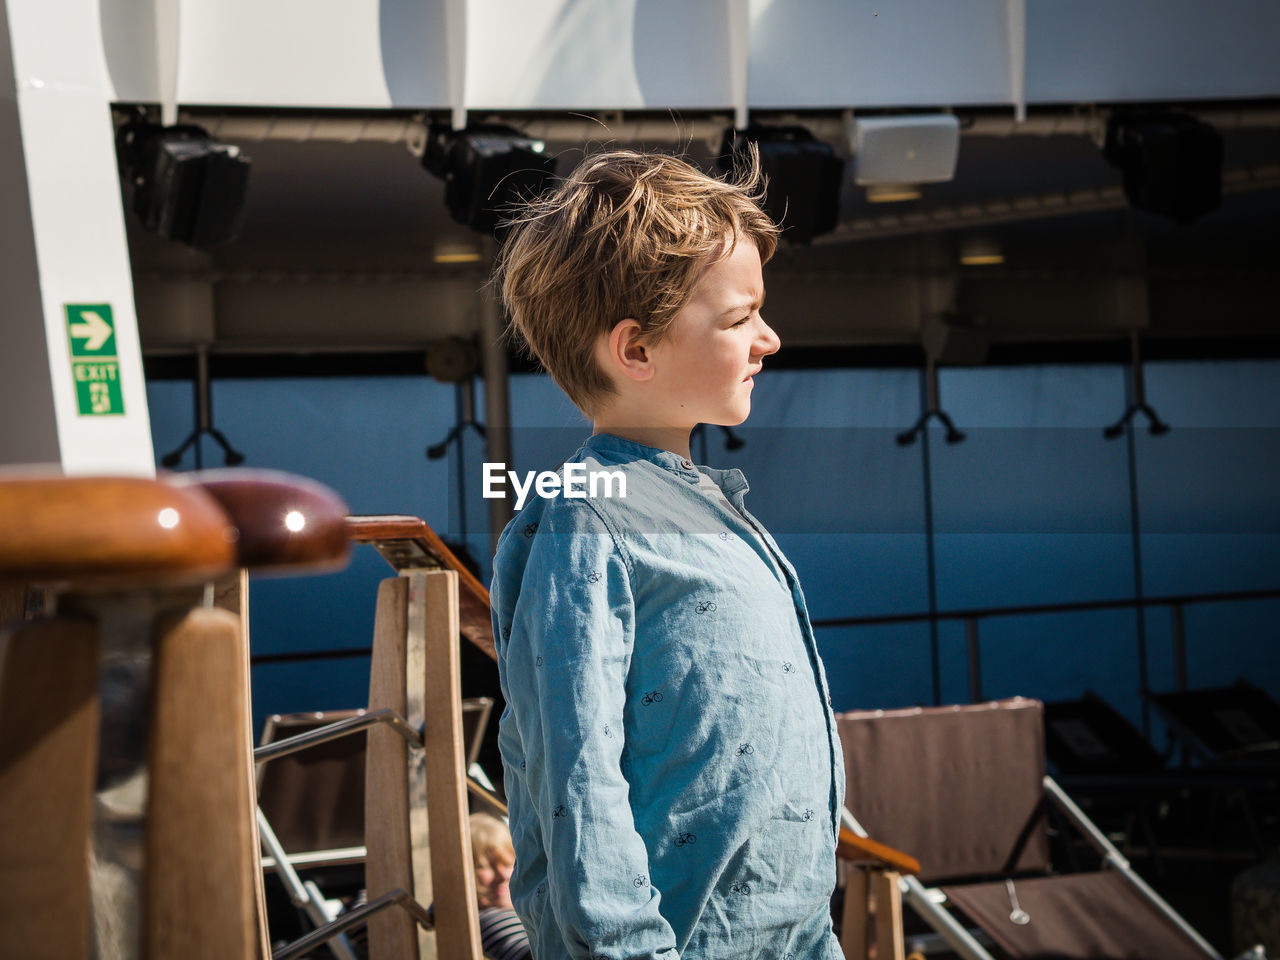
[65,303,124,415]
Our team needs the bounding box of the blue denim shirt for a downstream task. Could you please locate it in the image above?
[491,433,845,960]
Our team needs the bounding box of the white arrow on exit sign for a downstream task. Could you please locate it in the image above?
[69,310,113,351]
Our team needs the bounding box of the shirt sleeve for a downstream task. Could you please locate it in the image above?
[503,498,679,960]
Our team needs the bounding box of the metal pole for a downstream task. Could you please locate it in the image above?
[257,810,309,905]
[1171,601,1189,765]
[966,617,982,703]
[918,366,942,706]
[194,346,209,469]
[252,708,422,763]
[480,242,514,558]
[256,812,359,960]
[455,380,469,544]
[925,354,940,414]
[1121,357,1152,737]
[272,890,434,960]
[1172,603,1187,692]
[1044,777,1222,959]
[900,875,995,960]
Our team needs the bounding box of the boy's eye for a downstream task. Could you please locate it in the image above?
[731,316,750,327]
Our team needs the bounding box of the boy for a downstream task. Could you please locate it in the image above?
[490,150,845,960]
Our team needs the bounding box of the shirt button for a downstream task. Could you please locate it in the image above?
[680,458,693,470]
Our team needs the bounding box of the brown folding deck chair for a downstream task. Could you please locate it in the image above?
[1044,691,1279,864]
[1148,682,1280,768]
[836,698,1228,960]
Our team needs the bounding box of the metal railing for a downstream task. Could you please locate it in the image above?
[809,586,1280,704]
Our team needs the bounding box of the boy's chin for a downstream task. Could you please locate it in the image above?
[713,408,751,427]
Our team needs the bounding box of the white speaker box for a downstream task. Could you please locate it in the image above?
[851,114,960,185]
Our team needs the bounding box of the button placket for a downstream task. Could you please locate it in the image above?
[732,511,786,586]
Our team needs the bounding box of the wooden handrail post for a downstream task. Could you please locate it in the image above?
[351,514,494,959]
[146,604,258,960]
[365,566,481,960]
[366,575,429,959]
[419,570,481,960]
[0,616,98,960]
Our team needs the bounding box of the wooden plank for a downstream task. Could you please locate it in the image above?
[872,870,904,960]
[841,867,869,960]
[366,577,423,960]
[0,617,98,960]
[146,607,257,960]
[837,825,921,876]
[420,570,482,960]
[216,570,273,960]
[346,515,438,543]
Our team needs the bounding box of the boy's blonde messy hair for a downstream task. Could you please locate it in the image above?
[495,148,779,416]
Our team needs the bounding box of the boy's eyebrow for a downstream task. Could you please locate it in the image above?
[717,294,765,318]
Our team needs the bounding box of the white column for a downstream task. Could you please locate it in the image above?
[3,0,154,475]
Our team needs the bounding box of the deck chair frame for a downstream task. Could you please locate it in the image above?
[252,697,498,958]
[255,697,494,867]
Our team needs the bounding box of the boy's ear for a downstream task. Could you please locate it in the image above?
[604,318,655,383]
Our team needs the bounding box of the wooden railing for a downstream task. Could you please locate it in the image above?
[0,470,347,960]
[346,514,495,660]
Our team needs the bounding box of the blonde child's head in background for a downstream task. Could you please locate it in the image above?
[469,812,515,910]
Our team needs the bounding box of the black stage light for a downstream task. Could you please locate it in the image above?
[116,121,251,249]
[422,123,557,236]
[719,125,844,244]
[1103,112,1222,224]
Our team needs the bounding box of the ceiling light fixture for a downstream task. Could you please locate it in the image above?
[719,125,844,244]
[433,244,483,264]
[850,114,960,186]
[422,123,557,236]
[1103,112,1222,224]
[116,119,251,249]
[865,183,922,203]
[959,236,1004,266]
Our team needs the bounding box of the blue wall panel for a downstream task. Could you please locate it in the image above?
[148,357,1280,735]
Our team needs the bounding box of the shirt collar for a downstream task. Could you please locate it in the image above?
[582,432,749,498]
[582,432,697,477]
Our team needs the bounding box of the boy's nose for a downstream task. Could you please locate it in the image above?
[755,317,781,357]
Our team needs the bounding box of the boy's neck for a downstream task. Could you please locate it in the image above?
[590,421,693,462]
